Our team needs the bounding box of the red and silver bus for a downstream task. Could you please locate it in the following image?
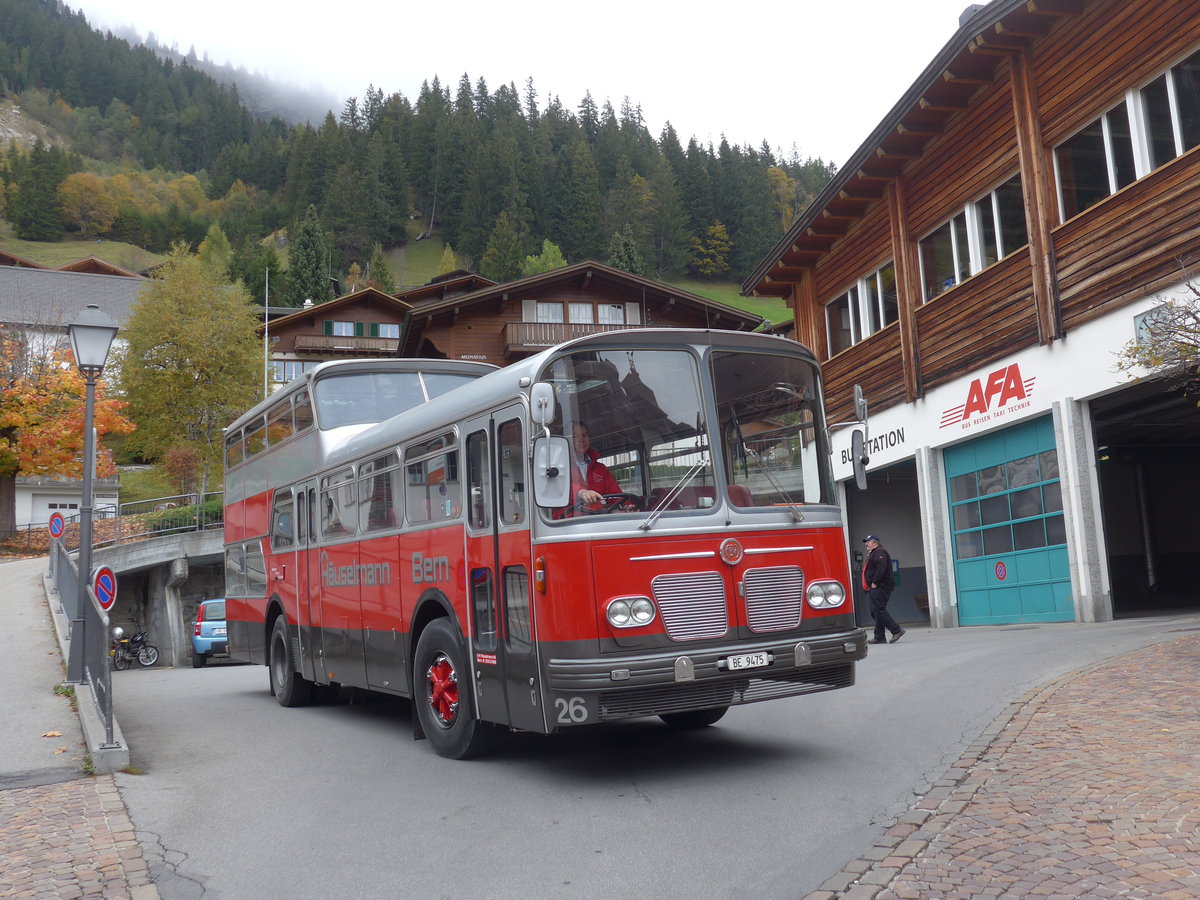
[223,330,869,758]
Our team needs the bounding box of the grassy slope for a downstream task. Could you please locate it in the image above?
[0,221,164,271]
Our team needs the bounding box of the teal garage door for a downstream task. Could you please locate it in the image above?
[945,416,1073,625]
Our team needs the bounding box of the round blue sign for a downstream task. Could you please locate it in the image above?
[48,512,65,539]
[93,566,117,611]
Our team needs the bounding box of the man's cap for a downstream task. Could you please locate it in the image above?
[862,534,881,543]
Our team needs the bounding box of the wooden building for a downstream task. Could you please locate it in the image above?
[399,260,763,364]
[745,0,1200,627]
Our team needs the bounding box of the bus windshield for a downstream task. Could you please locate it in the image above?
[313,371,480,429]
[537,345,834,517]
[711,349,834,507]
[539,348,711,515]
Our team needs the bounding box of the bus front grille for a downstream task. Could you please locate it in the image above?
[651,572,728,641]
[743,565,805,633]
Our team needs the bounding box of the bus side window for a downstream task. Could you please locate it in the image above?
[498,419,525,525]
[466,431,490,530]
[471,567,497,652]
[321,469,356,538]
[504,567,531,655]
[225,429,244,468]
[271,490,294,549]
[293,391,314,432]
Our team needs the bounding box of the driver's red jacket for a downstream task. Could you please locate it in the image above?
[566,448,621,514]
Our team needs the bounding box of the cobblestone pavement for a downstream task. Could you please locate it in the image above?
[0,775,157,900]
[809,633,1200,900]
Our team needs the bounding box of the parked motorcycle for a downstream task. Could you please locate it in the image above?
[110,626,160,670]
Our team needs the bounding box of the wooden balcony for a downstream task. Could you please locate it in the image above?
[292,334,400,355]
[504,321,641,353]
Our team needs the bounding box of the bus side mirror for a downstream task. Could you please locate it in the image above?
[532,436,571,508]
[530,382,556,427]
[851,428,868,491]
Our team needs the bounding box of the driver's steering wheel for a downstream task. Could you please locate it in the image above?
[599,492,642,512]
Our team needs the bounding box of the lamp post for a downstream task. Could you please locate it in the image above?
[66,304,118,684]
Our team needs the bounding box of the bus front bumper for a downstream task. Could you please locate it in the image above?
[545,627,868,722]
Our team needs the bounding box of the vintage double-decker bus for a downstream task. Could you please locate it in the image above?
[223,330,869,758]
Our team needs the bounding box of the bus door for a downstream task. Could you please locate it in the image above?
[464,409,545,733]
[294,480,326,684]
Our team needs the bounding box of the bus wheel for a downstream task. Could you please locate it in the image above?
[269,616,312,708]
[414,619,491,759]
[659,706,729,729]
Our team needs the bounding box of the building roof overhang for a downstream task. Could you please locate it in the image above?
[743,0,1085,298]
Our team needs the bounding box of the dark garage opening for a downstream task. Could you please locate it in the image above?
[1092,380,1200,616]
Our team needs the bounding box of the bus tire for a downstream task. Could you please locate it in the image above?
[414,619,491,759]
[269,616,312,708]
[659,706,729,729]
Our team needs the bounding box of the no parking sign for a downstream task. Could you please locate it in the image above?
[92,565,117,612]
[48,512,65,540]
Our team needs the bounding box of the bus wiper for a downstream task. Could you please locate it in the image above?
[640,456,709,532]
[745,442,804,524]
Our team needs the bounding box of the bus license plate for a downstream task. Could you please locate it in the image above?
[725,651,769,671]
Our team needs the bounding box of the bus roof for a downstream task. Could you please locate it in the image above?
[225,357,498,434]
[325,328,818,469]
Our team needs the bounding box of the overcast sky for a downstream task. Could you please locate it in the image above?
[71,0,977,167]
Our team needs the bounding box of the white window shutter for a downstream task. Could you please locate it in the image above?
[522,299,536,321]
[625,303,641,325]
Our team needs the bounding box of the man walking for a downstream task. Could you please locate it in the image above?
[863,534,904,645]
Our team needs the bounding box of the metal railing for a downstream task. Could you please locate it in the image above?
[10,492,224,553]
[50,540,116,747]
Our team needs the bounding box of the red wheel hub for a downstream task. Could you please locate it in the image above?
[425,653,459,725]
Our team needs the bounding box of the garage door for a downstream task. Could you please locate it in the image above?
[945,416,1073,624]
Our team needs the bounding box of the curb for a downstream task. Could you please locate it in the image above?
[804,656,1125,900]
[42,571,131,775]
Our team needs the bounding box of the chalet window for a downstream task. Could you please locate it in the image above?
[919,175,1027,301]
[568,302,594,324]
[374,323,401,339]
[272,360,318,383]
[325,321,356,337]
[597,303,625,325]
[1056,46,1200,220]
[824,261,897,356]
[536,302,563,323]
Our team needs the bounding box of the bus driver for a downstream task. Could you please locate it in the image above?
[568,422,625,514]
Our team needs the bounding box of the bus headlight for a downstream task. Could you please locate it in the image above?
[607,596,656,628]
[806,581,846,609]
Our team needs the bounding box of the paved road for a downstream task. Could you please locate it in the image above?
[110,612,1200,899]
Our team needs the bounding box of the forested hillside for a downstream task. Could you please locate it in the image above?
[0,0,835,302]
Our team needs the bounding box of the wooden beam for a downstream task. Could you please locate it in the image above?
[942,70,992,86]
[969,32,1028,55]
[582,269,592,290]
[995,20,1051,38]
[896,122,944,138]
[1010,44,1064,343]
[875,145,922,160]
[1024,0,1084,16]
[887,179,923,402]
[769,265,811,281]
[919,96,970,112]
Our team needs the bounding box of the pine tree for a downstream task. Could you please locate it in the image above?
[608,224,645,277]
[286,205,331,305]
[367,244,396,293]
[479,211,523,282]
[558,141,603,261]
[522,240,568,276]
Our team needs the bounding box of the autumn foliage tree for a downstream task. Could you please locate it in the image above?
[113,246,261,499]
[0,338,134,536]
[57,172,119,236]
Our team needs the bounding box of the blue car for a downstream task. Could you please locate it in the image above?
[192,599,227,668]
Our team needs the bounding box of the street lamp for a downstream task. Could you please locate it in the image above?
[66,304,118,684]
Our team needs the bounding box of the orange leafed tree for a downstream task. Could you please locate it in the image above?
[0,339,135,535]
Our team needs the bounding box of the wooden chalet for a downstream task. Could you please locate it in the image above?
[400,260,763,364]
[745,0,1200,627]
[265,288,413,385]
